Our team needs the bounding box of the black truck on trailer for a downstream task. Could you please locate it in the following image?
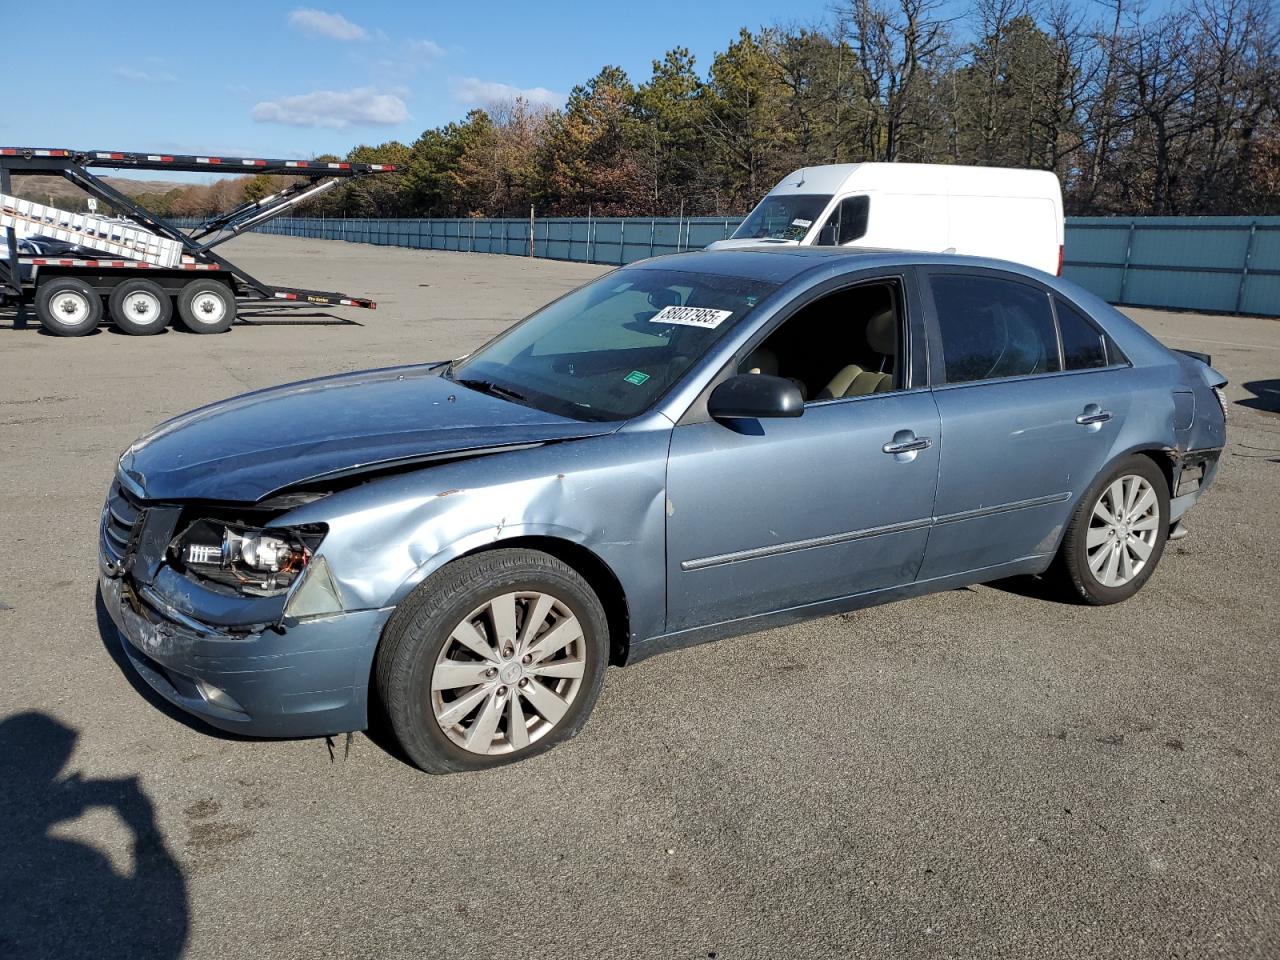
[0,147,395,336]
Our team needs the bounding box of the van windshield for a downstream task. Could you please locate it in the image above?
[732,194,832,241]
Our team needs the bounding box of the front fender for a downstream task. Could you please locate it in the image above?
[277,426,672,642]
[386,520,607,606]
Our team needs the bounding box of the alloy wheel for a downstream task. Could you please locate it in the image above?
[1086,474,1160,587]
[430,591,587,755]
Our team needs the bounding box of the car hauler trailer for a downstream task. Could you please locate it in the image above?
[0,147,396,336]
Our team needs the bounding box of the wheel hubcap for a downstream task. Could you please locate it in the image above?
[54,293,90,325]
[192,292,225,323]
[1086,474,1159,587]
[124,291,161,324]
[430,591,586,755]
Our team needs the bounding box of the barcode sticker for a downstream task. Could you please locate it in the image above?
[650,305,733,329]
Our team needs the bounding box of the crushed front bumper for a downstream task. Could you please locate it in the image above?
[99,571,391,738]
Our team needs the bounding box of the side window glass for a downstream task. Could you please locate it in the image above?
[1055,298,1108,370]
[930,275,1061,384]
[739,280,901,401]
[815,195,870,246]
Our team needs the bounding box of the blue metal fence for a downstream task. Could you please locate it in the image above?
[1061,216,1279,317]
[241,216,744,263]
[190,214,1280,317]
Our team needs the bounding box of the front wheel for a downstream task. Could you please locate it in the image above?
[1056,454,1170,604]
[374,549,610,774]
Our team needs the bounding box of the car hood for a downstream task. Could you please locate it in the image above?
[120,363,614,502]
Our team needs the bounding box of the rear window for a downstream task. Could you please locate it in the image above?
[1055,298,1108,370]
[931,275,1061,383]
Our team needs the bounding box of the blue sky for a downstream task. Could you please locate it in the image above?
[3,0,832,178]
[6,0,1175,184]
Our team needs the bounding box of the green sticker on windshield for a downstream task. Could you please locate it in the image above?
[623,370,650,386]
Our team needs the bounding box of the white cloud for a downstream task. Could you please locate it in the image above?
[288,8,368,41]
[450,77,564,109]
[407,38,446,60]
[114,66,177,83]
[251,87,408,129]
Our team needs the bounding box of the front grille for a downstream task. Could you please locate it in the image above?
[102,480,143,565]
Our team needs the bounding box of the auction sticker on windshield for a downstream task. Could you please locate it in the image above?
[651,305,733,329]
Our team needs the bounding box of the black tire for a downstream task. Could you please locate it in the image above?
[35,277,102,336]
[1056,454,1170,605]
[374,548,610,774]
[108,279,172,335]
[176,278,235,334]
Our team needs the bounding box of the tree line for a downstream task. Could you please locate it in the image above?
[166,0,1280,220]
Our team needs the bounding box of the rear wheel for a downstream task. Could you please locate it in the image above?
[374,549,610,774]
[176,279,235,334]
[1056,454,1169,604]
[108,279,171,335]
[35,278,102,336]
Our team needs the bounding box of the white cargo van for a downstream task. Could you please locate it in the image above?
[707,163,1065,275]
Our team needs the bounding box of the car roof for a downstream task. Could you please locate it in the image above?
[626,246,1058,286]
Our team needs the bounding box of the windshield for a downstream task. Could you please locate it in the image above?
[448,268,779,421]
[732,193,833,241]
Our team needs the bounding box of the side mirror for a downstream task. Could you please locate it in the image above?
[708,374,804,421]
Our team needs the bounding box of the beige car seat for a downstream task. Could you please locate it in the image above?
[742,347,779,376]
[818,307,896,399]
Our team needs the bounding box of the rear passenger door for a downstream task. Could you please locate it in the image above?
[917,270,1134,580]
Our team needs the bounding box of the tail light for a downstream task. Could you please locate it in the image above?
[1057,245,1065,276]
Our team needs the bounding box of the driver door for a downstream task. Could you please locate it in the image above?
[663,275,941,633]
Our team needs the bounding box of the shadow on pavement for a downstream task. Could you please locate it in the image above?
[1239,379,1280,415]
[0,711,189,960]
[983,573,1077,605]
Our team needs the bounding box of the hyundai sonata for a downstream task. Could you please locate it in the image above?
[99,248,1227,772]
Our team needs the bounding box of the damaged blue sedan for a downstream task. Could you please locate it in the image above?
[99,248,1227,773]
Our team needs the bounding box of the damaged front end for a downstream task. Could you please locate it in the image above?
[98,477,385,737]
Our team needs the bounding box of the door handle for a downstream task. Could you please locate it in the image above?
[1076,409,1113,425]
[883,436,932,455]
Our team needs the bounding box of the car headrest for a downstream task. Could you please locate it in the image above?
[866,307,896,355]
[742,347,779,376]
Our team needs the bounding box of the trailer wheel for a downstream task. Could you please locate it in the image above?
[108,279,172,335]
[177,279,236,334]
[35,278,103,336]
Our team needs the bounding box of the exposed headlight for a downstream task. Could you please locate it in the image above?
[173,520,324,595]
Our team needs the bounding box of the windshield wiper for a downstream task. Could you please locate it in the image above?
[454,377,531,406]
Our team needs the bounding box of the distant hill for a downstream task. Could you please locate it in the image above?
[6,174,187,212]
